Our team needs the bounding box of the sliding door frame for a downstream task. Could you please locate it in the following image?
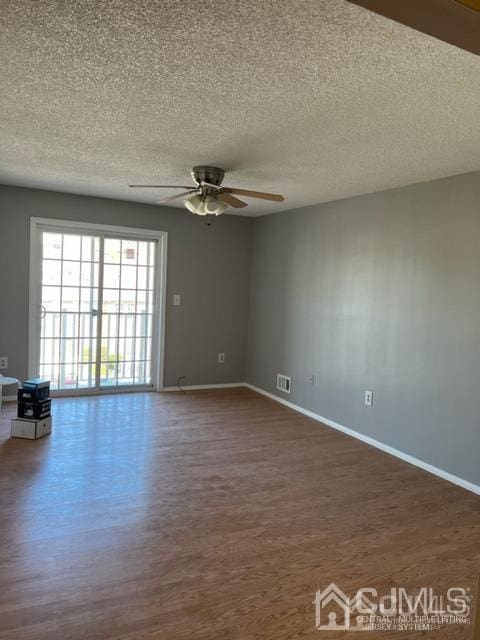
[29,217,168,395]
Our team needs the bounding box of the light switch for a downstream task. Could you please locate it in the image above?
[173,294,181,306]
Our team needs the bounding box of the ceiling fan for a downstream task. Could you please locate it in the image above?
[129,166,285,216]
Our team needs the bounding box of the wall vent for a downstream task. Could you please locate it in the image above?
[276,373,291,394]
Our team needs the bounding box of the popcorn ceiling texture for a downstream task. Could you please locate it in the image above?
[0,0,479,216]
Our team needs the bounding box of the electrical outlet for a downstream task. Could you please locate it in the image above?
[365,390,373,407]
[217,352,225,364]
[0,357,7,370]
[277,373,291,393]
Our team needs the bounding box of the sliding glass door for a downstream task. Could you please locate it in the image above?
[31,221,166,393]
[100,237,155,388]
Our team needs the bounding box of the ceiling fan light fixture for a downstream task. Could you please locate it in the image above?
[214,203,227,216]
[185,193,227,216]
[185,194,206,215]
[204,194,227,216]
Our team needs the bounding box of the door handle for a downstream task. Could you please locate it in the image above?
[91,309,98,317]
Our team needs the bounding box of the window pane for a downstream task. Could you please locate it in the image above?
[40,363,57,386]
[62,261,81,284]
[80,338,97,363]
[42,286,61,312]
[81,236,99,262]
[103,264,120,289]
[80,261,98,287]
[147,291,154,311]
[120,289,136,311]
[117,314,126,337]
[118,314,135,337]
[135,290,146,313]
[79,312,95,338]
[135,314,151,337]
[137,266,154,290]
[137,266,146,290]
[42,260,62,286]
[60,366,77,389]
[147,267,155,290]
[104,238,121,263]
[118,361,134,384]
[101,313,117,338]
[61,287,80,312]
[80,288,98,312]
[121,265,137,289]
[43,233,62,259]
[59,338,77,364]
[61,313,79,338]
[62,235,81,261]
[40,338,60,366]
[138,241,155,266]
[78,363,95,387]
[118,338,126,364]
[101,359,117,385]
[134,360,151,385]
[134,338,144,361]
[122,240,138,264]
[102,289,119,313]
[41,313,59,339]
[121,338,134,361]
[101,338,117,363]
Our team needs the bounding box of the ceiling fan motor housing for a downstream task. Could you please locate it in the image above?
[191,166,225,187]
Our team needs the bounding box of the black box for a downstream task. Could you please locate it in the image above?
[17,398,51,420]
[19,378,50,402]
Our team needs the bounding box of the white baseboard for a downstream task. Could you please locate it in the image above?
[162,382,246,392]
[245,383,480,496]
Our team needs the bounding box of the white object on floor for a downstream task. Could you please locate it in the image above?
[11,416,52,440]
[0,375,20,411]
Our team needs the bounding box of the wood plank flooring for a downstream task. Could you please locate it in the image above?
[0,388,478,639]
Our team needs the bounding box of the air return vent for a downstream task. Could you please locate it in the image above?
[276,373,291,394]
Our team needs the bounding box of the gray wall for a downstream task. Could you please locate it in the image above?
[247,172,480,486]
[0,185,252,388]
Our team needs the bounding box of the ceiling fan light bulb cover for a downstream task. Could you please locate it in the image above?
[204,195,227,215]
[214,202,227,215]
[185,194,206,215]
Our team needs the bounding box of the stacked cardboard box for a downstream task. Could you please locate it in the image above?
[11,379,52,440]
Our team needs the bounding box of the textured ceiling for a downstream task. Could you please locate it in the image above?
[0,0,479,217]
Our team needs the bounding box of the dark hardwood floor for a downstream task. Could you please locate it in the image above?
[0,388,478,639]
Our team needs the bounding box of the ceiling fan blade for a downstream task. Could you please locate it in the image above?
[456,0,480,9]
[223,187,285,202]
[157,190,198,203]
[347,0,480,55]
[218,193,248,208]
[129,184,193,189]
